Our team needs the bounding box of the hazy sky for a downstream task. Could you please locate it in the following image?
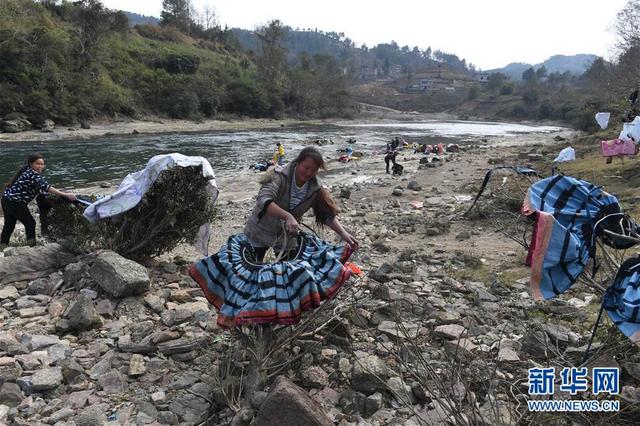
[100,0,629,70]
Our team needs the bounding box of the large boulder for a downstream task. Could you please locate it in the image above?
[0,244,75,285]
[0,117,32,133]
[88,251,150,297]
[254,376,333,426]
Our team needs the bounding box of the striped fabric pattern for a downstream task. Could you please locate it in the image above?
[603,256,640,345]
[3,168,50,203]
[523,176,621,300]
[188,233,354,328]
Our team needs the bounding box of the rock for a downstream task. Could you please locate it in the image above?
[0,117,31,133]
[301,366,329,388]
[89,251,150,297]
[0,244,74,285]
[378,320,420,340]
[66,293,102,331]
[26,277,57,295]
[143,294,164,314]
[0,285,19,300]
[59,359,85,384]
[63,262,88,289]
[455,231,471,240]
[21,334,61,351]
[75,405,108,426]
[351,355,393,394]
[254,376,332,426]
[98,370,126,394]
[387,376,416,404]
[31,367,63,391]
[369,263,393,283]
[339,188,351,199]
[40,119,55,132]
[168,392,210,424]
[392,188,404,196]
[157,411,179,425]
[364,392,383,416]
[0,382,24,407]
[434,324,467,340]
[128,354,146,376]
[407,181,422,191]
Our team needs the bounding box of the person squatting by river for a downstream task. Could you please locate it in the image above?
[273,142,285,166]
[244,146,359,261]
[1,153,76,248]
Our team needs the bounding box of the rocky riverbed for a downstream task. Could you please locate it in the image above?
[1,131,639,425]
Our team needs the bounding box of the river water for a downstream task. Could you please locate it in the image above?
[0,120,564,187]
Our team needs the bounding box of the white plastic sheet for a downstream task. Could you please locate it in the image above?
[83,153,219,255]
[553,146,575,163]
[595,112,610,130]
[619,116,640,143]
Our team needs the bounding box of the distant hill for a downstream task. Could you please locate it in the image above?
[123,11,160,27]
[488,54,599,80]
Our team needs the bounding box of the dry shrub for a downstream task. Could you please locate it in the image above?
[46,166,216,259]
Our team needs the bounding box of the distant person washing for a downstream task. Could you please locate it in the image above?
[273,142,286,166]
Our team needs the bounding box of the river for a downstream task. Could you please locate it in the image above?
[0,120,565,187]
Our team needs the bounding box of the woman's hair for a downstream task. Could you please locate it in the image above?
[312,188,338,226]
[294,147,325,170]
[4,153,44,189]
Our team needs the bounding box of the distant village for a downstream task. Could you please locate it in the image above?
[358,63,491,93]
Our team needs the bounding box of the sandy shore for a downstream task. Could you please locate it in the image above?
[0,117,325,143]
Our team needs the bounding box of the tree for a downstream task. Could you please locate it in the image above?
[613,0,640,54]
[487,72,507,95]
[521,67,536,81]
[161,0,191,34]
[535,65,547,80]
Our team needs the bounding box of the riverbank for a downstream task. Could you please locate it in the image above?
[3,127,638,425]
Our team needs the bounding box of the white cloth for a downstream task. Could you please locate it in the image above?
[619,116,640,143]
[83,153,219,255]
[553,146,575,163]
[595,112,610,130]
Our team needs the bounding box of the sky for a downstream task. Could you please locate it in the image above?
[100,0,630,70]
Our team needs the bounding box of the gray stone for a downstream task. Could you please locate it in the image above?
[0,117,31,133]
[47,343,71,363]
[49,407,75,423]
[0,285,19,300]
[378,320,419,340]
[63,262,88,289]
[31,367,63,391]
[407,181,422,191]
[0,382,24,407]
[434,324,467,340]
[40,119,55,132]
[301,366,329,388]
[21,334,61,351]
[60,359,86,384]
[254,376,332,426]
[143,294,164,314]
[74,405,108,426]
[26,277,57,296]
[157,411,179,425]
[89,251,150,297]
[168,392,210,424]
[0,244,74,286]
[66,293,102,331]
[98,370,125,394]
[351,355,393,394]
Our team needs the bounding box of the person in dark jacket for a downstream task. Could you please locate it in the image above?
[244,146,358,261]
[1,153,76,247]
[384,150,398,174]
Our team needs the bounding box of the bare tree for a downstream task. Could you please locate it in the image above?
[613,0,640,54]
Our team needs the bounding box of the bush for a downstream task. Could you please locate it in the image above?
[46,166,216,260]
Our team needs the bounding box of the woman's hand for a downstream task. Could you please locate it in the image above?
[65,193,76,202]
[342,232,359,251]
[284,214,300,234]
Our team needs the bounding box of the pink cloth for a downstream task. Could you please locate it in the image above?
[601,139,636,157]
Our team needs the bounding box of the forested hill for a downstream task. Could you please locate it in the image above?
[232,27,472,73]
[0,0,356,128]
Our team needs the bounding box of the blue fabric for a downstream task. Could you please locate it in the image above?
[603,257,640,342]
[3,168,50,203]
[526,176,622,299]
[189,232,353,328]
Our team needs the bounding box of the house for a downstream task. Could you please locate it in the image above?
[474,72,490,85]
